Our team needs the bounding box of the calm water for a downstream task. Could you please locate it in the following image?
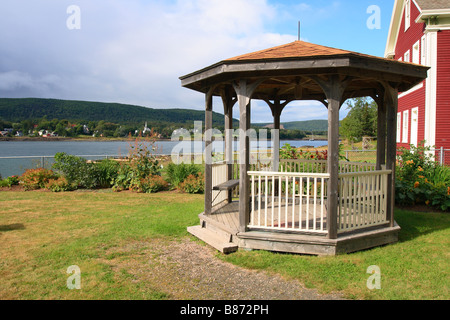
[0,140,327,177]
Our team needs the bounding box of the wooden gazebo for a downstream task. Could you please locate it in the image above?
[180,41,428,255]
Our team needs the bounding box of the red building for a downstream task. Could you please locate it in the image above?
[385,0,450,161]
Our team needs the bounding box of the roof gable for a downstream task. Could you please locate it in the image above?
[415,0,450,10]
[385,0,450,58]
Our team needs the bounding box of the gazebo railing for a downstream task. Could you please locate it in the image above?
[211,159,391,235]
[280,159,377,174]
[337,170,391,233]
[248,171,329,234]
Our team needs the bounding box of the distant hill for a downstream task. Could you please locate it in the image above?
[255,120,328,132]
[0,98,231,126]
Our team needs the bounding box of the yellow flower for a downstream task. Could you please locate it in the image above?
[414,181,420,188]
[418,166,424,172]
[406,160,414,165]
[418,175,425,179]
[425,200,430,206]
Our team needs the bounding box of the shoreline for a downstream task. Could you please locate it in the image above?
[0,136,327,142]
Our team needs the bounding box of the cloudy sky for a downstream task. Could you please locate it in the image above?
[0,0,394,124]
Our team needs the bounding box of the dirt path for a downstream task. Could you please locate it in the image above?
[106,238,345,300]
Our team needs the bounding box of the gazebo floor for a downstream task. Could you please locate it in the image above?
[188,201,400,256]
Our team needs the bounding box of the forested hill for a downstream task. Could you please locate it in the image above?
[0,98,228,125]
[254,119,328,132]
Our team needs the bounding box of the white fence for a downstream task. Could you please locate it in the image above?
[248,171,329,234]
[209,159,392,236]
[337,170,390,233]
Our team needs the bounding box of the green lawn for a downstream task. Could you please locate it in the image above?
[0,190,448,300]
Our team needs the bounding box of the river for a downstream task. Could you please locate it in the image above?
[0,139,328,177]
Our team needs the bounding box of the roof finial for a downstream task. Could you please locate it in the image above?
[298,21,301,41]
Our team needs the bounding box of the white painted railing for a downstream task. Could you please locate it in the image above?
[337,170,391,233]
[280,159,377,174]
[248,171,329,234]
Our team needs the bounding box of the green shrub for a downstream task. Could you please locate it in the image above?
[179,173,204,194]
[95,159,120,188]
[395,142,450,211]
[166,162,203,188]
[45,177,73,192]
[134,175,168,193]
[53,152,99,189]
[0,175,19,188]
[113,139,163,192]
[19,168,58,191]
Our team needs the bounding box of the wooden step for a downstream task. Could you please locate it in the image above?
[187,225,238,254]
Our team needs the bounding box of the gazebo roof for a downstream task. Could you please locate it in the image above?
[225,41,351,61]
[180,40,429,102]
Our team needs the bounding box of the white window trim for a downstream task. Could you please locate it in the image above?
[421,35,427,65]
[397,113,402,143]
[404,50,411,63]
[411,107,419,147]
[402,110,409,144]
[412,40,420,64]
[405,0,411,31]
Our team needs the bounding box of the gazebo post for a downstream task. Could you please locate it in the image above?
[204,88,214,216]
[374,92,387,170]
[312,75,349,239]
[233,79,261,233]
[272,107,281,173]
[265,98,292,172]
[221,88,236,203]
[384,83,399,228]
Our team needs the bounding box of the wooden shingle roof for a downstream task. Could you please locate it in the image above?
[225,41,351,62]
[180,40,429,99]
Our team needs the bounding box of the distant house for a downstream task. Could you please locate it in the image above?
[385,0,450,158]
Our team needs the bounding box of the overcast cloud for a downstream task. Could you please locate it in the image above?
[0,0,391,123]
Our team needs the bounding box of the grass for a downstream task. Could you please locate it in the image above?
[221,209,449,300]
[0,190,448,300]
[0,190,203,299]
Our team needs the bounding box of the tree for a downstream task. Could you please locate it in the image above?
[340,97,377,143]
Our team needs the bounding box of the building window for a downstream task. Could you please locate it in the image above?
[404,50,410,63]
[397,113,402,143]
[421,35,427,65]
[411,108,419,147]
[405,0,411,31]
[402,110,409,144]
[413,41,420,64]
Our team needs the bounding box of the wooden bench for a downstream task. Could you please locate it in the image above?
[213,179,239,191]
[212,180,239,204]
